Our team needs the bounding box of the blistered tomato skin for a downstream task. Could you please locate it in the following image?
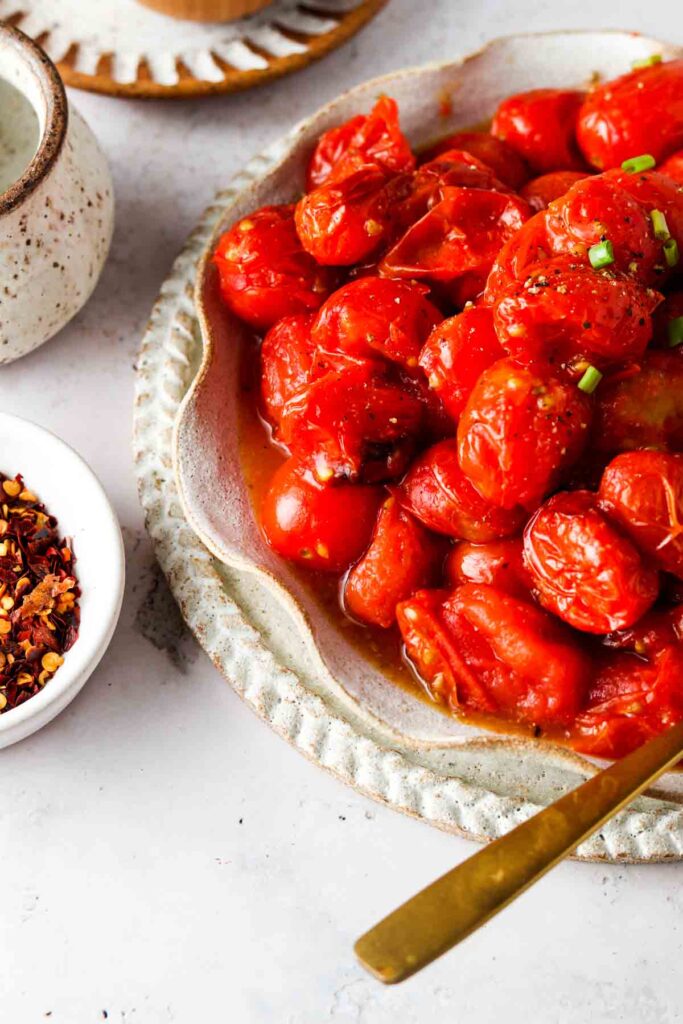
[484,211,552,304]
[421,131,530,190]
[343,497,444,628]
[520,170,590,212]
[306,96,415,191]
[213,205,336,331]
[491,89,586,173]
[418,306,504,420]
[260,314,314,427]
[577,60,683,170]
[592,352,683,456]
[401,439,526,542]
[457,358,591,511]
[397,149,511,229]
[493,257,661,372]
[439,584,590,726]
[599,451,683,580]
[295,165,407,266]
[397,589,497,712]
[523,490,659,634]
[261,457,383,572]
[311,277,441,370]
[603,169,683,253]
[572,647,683,759]
[381,186,530,283]
[278,362,423,484]
[659,149,683,185]
[545,175,661,282]
[445,538,532,599]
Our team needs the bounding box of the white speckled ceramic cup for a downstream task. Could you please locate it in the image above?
[0,25,114,364]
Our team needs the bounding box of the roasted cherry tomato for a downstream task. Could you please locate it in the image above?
[402,583,589,726]
[483,211,551,303]
[491,88,586,173]
[572,647,683,759]
[653,291,683,347]
[306,96,415,191]
[295,165,408,266]
[311,277,441,370]
[599,451,683,580]
[602,605,683,656]
[457,358,592,510]
[397,588,496,712]
[603,169,683,256]
[260,314,314,426]
[421,131,530,190]
[343,496,444,628]
[577,59,683,170]
[493,256,661,373]
[279,362,423,483]
[659,149,683,186]
[523,490,659,634]
[213,205,336,331]
[401,438,526,541]
[418,306,504,420]
[381,186,530,283]
[544,174,661,283]
[520,170,590,212]
[261,456,382,572]
[397,148,511,228]
[445,538,532,599]
[591,352,683,456]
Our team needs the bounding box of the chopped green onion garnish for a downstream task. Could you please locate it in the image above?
[588,240,615,269]
[651,209,670,240]
[664,238,680,267]
[632,54,662,69]
[621,154,656,174]
[577,365,603,394]
[668,316,683,348]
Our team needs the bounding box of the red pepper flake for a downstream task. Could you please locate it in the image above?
[0,472,80,713]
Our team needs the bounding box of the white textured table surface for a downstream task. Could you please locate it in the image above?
[2,3,682,1021]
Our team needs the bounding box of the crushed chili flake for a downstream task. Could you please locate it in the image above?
[0,472,80,713]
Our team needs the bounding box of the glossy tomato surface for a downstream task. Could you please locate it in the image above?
[599,450,683,579]
[520,170,590,212]
[544,174,661,283]
[397,148,511,229]
[523,490,659,634]
[306,96,415,191]
[493,256,660,372]
[260,313,314,426]
[659,149,683,185]
[418,306,504,420]
[439,583,590,726]
[421,131,530,189]
[381,186,530,283]
[401,438,526,541]
[457,357,592,510]
[445,538,532,599]
[310,277,441,369]
[591,351,683,456]
[343,496,443,628]
[278,361,423,483]
[577,60,683,169]
[261,456,382,572]
[295,166,409,266]
[572,647,683,758]
[213,205,336,331]
[491,88,586,173]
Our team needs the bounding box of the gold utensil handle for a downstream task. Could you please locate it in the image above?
[355,720,683,984]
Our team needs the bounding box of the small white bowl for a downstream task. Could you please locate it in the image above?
[0,412,124,748]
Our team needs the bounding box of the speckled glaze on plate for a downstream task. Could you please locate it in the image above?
[0,0,387,99]
[135,30,683,862]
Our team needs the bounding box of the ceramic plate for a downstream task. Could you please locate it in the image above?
[136,30,683,861]
[0,0,387,98]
